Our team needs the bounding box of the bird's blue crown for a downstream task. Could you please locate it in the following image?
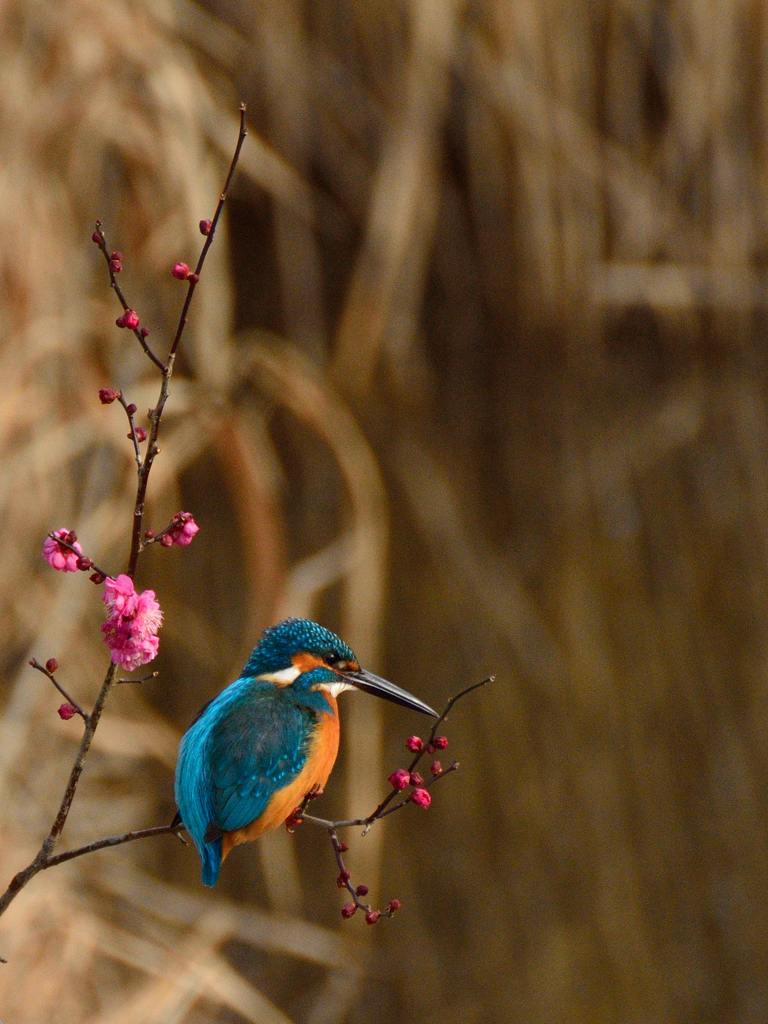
[242,618,356,677]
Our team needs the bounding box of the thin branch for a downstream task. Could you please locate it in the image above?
[92,226,165,371]
[116,671,159,684]
[168,103,247,359]
[28,659,89,722]
[45,824,187,868]
[117,392,143,471]
[47,532,112,581]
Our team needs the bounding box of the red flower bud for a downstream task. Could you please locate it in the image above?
[387,899,401,913]
[338,842,349,853]
[341,902,357,919]
[160,534,174,547]
[336,870,351,888]
[433,736,448,749]
[45,658,59,674]
[144,528,155,539]
[65,531,77,545]
[410,788,431,809]
[109,259,122,273]
[92,231,102,244]
[122,309,139,330]
[426,742,436,754]
[124,404,136,417]
[133,427,147,442]
[115,314,125,328]
[365,911,380,925]
[90,571,106,584]
[76,556,93,571]
[111,251,123,262]
[409,771,424,787]
[188,273,200,284]
[199,219,212,235]
[172,262,190,280]
[405,736,423,753]
[99,388,119,405]
[355,884,369,896]
[387,769,410,791]
[431,760,442,775]
[140,327,150,338]
[58,703,77,721]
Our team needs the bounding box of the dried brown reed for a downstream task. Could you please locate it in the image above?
[3,0,768,1021]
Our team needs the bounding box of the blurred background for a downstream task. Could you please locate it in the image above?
[1,0,768,1021]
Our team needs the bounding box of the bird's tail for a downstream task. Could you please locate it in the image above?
[201,836,222,887]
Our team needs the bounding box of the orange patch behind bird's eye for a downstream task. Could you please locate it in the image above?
[292,651,327,674]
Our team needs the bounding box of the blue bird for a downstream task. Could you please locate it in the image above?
[174,618,437,886]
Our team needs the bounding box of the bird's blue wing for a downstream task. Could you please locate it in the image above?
[208,687,313,832]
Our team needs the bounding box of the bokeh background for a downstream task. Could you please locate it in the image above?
[1,0,768,1021]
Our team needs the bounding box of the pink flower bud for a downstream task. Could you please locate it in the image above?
[144,528,155,539]
[125,403,137,415]
[160,534,173,547]
[133,427,147,442]
[387,769,410,791]
[188,273,199,284]
[426,742,436,754]
[355,884,368,896]
[430,760,442,775]
[338,842,349,853]
[58,703,77,721]
[405,736,423,753]
[410,788,431,809]
[109,259,122,273]
[111,251,123,262]
[337,870,351,888]
[90,571,106,584]
[45,658,59,674]
[387,899,401,913]
[99,388,119,404]
[199,220,212,235]
[172,262,190,280]
[122,309,139,330]
[140,326,150,338]
[409,771,424,787]
[433,736,448,749]
[92,231,101,244]
[365,911,380,925]
[341,902,357,919]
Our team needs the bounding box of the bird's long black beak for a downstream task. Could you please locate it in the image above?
[342,668,438,717]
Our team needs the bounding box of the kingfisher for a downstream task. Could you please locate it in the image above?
[174,617,437,886]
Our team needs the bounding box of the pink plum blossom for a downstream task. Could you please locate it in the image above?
[387,769,410,791]
[43,530,82,572]
[166,512,199,546]
[101,574,162,671]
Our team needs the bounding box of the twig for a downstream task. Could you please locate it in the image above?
[28,659,89,722]
[117,392,143,470]
[46,532,112,582]
[116,671,159,685]
[91,227,165,371]
[297,676,490,922]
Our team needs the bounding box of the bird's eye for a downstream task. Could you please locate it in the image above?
[324,650,342,667]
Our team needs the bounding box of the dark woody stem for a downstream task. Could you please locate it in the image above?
[0,111,247,934]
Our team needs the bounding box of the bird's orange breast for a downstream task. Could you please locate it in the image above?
[221,693,340,861]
